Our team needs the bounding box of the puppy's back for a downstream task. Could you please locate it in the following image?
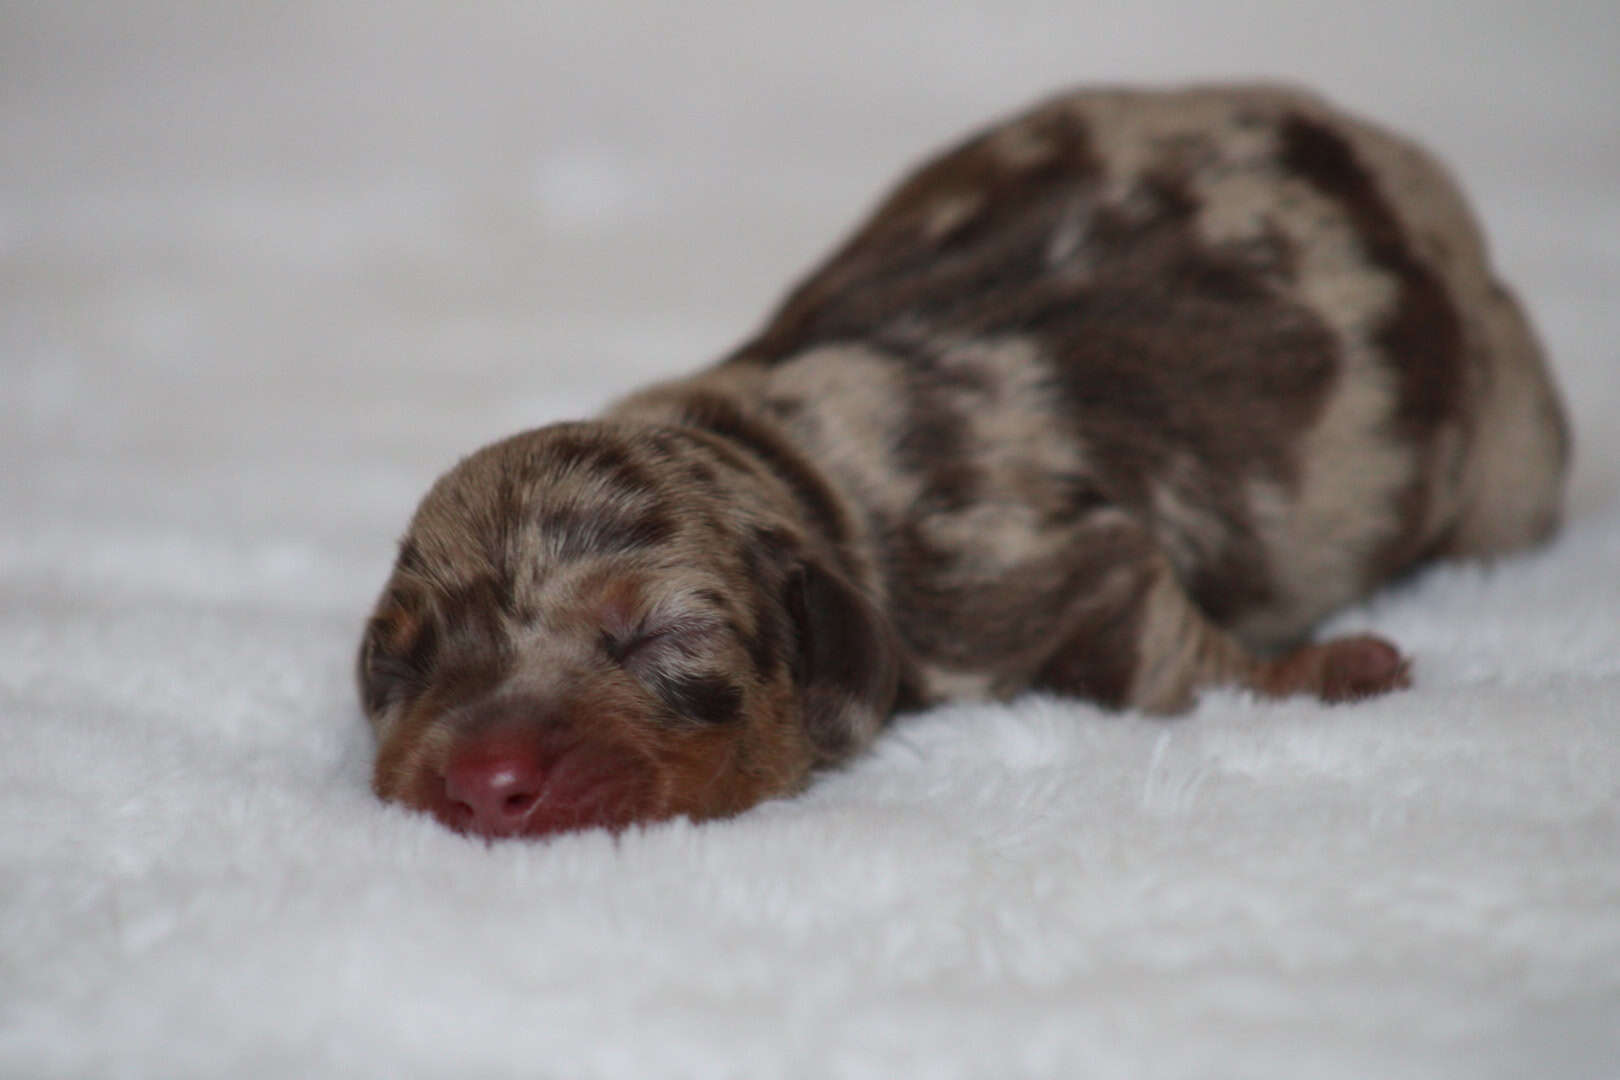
[717,84,1566,667]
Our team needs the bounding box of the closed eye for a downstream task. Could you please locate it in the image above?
[599,612,727,669]
[599,627,674,666]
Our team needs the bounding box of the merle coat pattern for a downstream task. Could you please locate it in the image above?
[358,85,1569,839]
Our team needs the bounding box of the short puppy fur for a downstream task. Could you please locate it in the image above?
[358,85,1569,839]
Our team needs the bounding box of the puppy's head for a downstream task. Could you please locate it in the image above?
[358,421,900,839]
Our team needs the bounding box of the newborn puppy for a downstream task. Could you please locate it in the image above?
[358,84,1569,839]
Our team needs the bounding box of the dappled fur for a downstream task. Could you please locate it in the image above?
[359,84,1568,837]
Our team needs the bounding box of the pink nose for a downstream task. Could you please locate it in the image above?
[442,737,548,836]
[436,726,652,839]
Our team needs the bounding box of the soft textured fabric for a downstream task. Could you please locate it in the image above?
[2,4,1616,1077]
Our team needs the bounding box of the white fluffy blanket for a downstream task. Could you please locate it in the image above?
[3,4,1616,1077]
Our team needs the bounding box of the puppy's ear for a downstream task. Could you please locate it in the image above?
[785,557,902,765]
[356,586,437,720]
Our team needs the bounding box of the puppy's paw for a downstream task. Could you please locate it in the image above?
[1313,634,1412,702]
[1261,633,1412,704]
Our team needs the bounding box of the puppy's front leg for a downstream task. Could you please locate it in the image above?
[1035,542,1410,713]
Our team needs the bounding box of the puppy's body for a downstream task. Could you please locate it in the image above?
[360,85,1568,838]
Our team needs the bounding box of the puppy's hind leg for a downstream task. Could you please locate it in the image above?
[1441,289,1570,560]
[1034,547,1411,714]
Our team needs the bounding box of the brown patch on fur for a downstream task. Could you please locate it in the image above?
[1278,113,1469,584]
[1031,556,1156,708]
[736,102,1106,359]
[667,389,857,556]
[733,100,1344,646]
[1278,115,1465,436]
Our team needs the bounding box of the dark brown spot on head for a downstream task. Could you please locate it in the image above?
[395,537,428,578]
[435,576,515,661]
[540,428,663,500]
[653,673,745,726]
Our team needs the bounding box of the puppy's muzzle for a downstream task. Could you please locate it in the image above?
[424,698,658,839]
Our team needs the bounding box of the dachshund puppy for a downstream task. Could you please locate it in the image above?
[358,84,1569,839]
